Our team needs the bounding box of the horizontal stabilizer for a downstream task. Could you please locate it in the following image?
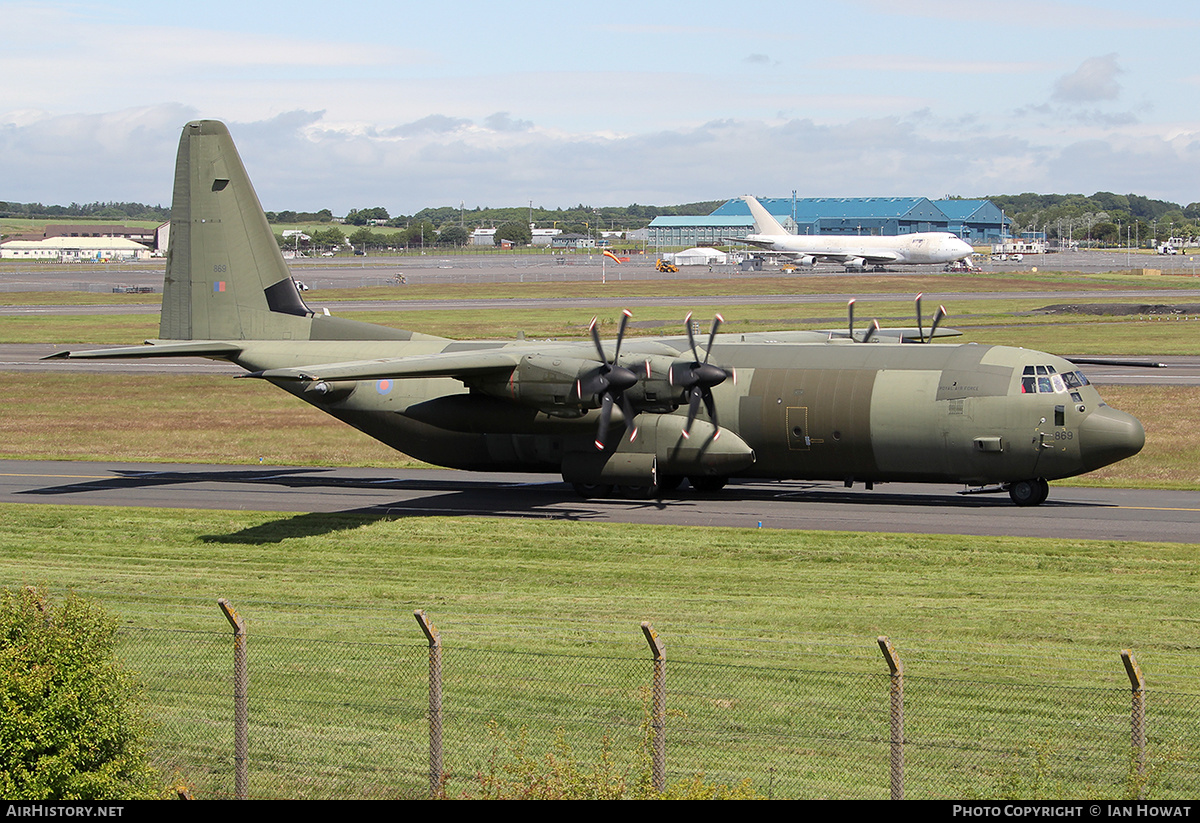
[44,341,244,360]
[240,349,524,382]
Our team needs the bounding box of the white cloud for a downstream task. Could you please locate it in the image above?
[6,105,1200,213]
[1053,54,1124,103]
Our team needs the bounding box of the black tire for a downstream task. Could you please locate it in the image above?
[659,475,685,493]
[689,475,728,493]
[1009,479,1048,507]
[572,482,614,499]
[1032,478,1050,505]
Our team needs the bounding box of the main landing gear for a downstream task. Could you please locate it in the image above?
[1008,478,1050,507]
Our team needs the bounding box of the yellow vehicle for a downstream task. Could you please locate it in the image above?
[655,259,678,273]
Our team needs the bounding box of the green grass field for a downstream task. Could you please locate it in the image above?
[4,506,1198,798]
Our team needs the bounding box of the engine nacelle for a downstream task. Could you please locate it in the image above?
[467,354,603,415]
[620,353,687,413]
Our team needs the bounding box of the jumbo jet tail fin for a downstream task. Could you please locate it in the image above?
[741,195,790,237]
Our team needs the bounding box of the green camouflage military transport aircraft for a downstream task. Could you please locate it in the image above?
[50,120,1145,505]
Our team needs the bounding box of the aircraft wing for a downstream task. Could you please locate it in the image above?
[44,341,244,360]
[725,236,779,250]
[816,251,902,265]
[242,349,525,382]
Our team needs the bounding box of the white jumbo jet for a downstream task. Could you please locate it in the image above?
[734,195,974,270]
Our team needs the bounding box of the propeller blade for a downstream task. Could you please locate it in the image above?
[703,314,723,364]
[930,305,947,340]
[594,392,614,450]
[847,299,855,340]
[589,316,604,362]
[613,309,631,363]
[682,386,703,439]
[620,392,639,442]
[863,319,880,344]
[915,293,925,343]
[684,311,698,361]
[702,389,720,438]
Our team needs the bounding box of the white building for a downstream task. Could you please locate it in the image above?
[0,236,152,262]
[470,228,497,246]
[531,228,561,246]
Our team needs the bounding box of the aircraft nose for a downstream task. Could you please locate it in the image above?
[952,238,973,257]
[1078,405,1145,472]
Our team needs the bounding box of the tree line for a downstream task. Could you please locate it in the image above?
[1,200,169,221]
[983,192,1200,244]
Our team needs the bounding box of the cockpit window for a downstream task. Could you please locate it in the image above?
[1022,365,1088,394]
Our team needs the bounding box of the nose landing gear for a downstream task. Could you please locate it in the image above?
[1008,478,1050,507]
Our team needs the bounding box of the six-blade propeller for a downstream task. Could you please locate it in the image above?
[669,312,729,440]
[581,310,641,450]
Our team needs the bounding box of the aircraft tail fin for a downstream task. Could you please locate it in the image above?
[160,120,416,344]
[160,121,320,341]
[742,195,790,237]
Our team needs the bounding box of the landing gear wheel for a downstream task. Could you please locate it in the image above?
[659,475,685,493]
[572,482,614,499]
[1009,478,1049,507]
[688,475,728,493]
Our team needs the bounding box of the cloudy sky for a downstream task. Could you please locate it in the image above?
[3,0,1200,215]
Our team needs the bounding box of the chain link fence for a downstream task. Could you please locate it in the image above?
[117,605,1200,800]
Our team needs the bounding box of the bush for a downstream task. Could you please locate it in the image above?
[0,587,157,799]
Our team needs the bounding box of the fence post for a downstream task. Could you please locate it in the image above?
[415,610,443,797]
[1121,649,1146,797]
[877,636,904,800]
[217,599,248,800]
[641,622,666,793]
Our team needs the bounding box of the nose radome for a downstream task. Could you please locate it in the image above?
[1078,405,1145,472]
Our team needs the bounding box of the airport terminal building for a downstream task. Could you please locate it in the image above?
[646,197,1008,247]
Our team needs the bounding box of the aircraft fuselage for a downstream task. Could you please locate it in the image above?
[235,335,1142,491]
[744,231,975,267]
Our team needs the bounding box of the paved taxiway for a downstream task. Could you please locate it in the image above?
[2,460,1197,543]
